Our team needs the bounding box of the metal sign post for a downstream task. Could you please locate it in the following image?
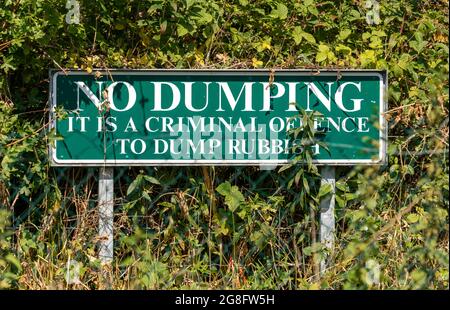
[98,166,114,288]
[319,166,336,275]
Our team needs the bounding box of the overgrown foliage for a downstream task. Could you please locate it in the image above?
[0,0,448,289]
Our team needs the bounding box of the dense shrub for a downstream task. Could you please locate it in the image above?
[0,0,448,289]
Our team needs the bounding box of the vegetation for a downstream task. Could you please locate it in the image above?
[0,0,448,289]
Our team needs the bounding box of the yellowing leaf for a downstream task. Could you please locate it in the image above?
[252,57,263,68]
[318,44,330,52]
[408,87,419,97]
[339,29,352,40]
[360,50,376,66]
[407,213,420,223]
[177,24,189,37]
[115,24,125,30]
[292,26,303,45]
[336,44,352,54]
[316,52,327,62]
[327,51,337,62]
[318,183,333,198]
[270,3,288,19]
[316,44,330,62]
[261,41,271,50]
[302,32,316,44]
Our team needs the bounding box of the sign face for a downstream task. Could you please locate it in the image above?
[49,70,387,166]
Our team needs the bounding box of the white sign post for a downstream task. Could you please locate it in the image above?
[98,167,114,288]
[319,166,336,275]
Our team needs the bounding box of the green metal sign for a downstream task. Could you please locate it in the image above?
[49,70,387,166]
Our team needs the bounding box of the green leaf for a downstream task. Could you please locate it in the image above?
[295,170,303,186]
[127,177,141,196]
[360,49,376,66]
[336,195,345,208]
[407,213,420,223]
[177,23,189,37]
[318,183,332,198]
[303,177,310,194]
[316,52,327,62]
[115,24,125,30]
[338,29,351,40]
[302,32,316,44]
[278,163,293,173]
[160,20,167,33]
[142,191,151,201]
[196,10,213,25]
[307,5,319,16]
[216,181,245,212]
[271,3,288,20]
[318,44,329,52]
[237,209,247,219]
[397,53,412,70]
[316,44,330,62]
[336,44,352,54]
[144,175,160,185]
[250,231,266,250]
[186,0,195,9]
[5,254,22,272]
[292,26,303,45]
[336,180,349,192]
[344,193,357,200]
[362,32,371,41]
[372,30,387,37]
[303,243,323,256]
[409,39,428,53]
